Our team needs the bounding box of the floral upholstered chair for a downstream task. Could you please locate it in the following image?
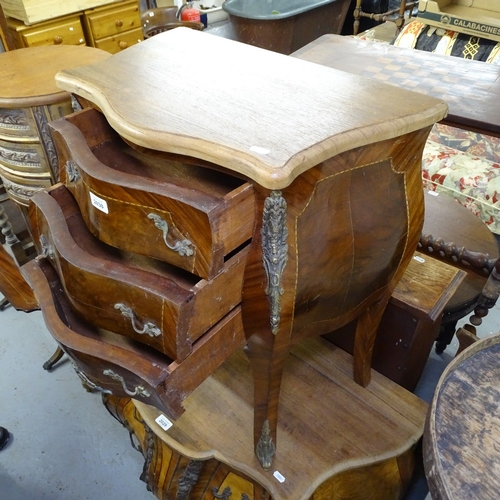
[395,20,500,236]
[422,125,500,235]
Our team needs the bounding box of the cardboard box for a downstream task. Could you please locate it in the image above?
[418,0,500,42]
[0,0,121,25]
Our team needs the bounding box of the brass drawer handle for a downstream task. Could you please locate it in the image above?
[103,369,151,398]
[114,303,161,337]
[53,36,63,45]
[71,362,112,395]
[39,234,53,259]
[147,213,194,257]
[65,160,80,182]
[115,19,123,27]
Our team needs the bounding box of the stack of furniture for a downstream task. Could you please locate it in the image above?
[20,28,449,498]
[1,0,142,52]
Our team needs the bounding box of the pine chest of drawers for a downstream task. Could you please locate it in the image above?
[82,0,143,53]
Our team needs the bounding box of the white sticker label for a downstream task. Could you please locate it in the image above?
[427,190,439,197]
[155,414,173,431]
[413,255,425,263]
[250,146,270,155]
[89,192,109,214]
[273,471,285,483]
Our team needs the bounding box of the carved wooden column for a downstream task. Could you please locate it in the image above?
[0,45,109,308]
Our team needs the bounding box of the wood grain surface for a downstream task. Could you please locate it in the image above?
[293,34,500,137]
[135,337,428,500]
[424,333,500,500]
[54,28,447,189]
[0,44,110,107]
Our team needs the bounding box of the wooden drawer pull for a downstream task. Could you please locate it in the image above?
[53,36,63,45]
[114,303,161,337]
[119,41,128,50]
[115,19,123,27]
[147,213,194,257]
[103,369,151,397]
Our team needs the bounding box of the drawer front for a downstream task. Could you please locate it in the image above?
[20,257,246,420]
[0,108,38,141]
[20,16,86,47]
[94,27,143,53]
[29,185,247,361]
[49,109,254,280]
[86,2,141,40]
[0,138,48,174]
[0,173,52,206]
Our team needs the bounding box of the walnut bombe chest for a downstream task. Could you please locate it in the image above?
[21,28,447,477]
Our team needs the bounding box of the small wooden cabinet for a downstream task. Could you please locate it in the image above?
[82,0,143,53]
[0,44,109,309]
[18,29,451,499]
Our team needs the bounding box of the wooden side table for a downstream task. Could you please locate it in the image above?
[104,335,429,500]
[53,27,447,470]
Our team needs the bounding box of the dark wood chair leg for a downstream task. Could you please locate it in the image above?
[43,346,65,371]
[435,320,458,354]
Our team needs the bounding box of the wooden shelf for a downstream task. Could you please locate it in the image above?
[135,337,428,500]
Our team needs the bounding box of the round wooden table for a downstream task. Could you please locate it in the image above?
[421,191,500,353]
[424,333,500,499]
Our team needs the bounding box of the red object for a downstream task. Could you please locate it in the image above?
[181,6,201,22]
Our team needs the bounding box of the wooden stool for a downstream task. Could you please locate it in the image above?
[418,191,500,353]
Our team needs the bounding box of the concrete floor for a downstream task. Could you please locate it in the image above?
[1,286,500,499]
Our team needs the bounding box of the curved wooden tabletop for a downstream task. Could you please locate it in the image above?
[0,45,110,108]
[424,333,500,499]
[54,28,447,189]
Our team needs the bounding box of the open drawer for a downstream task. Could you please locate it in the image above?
[28,184,248,362]
[48,107,255,280]
[20,257,245,420]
